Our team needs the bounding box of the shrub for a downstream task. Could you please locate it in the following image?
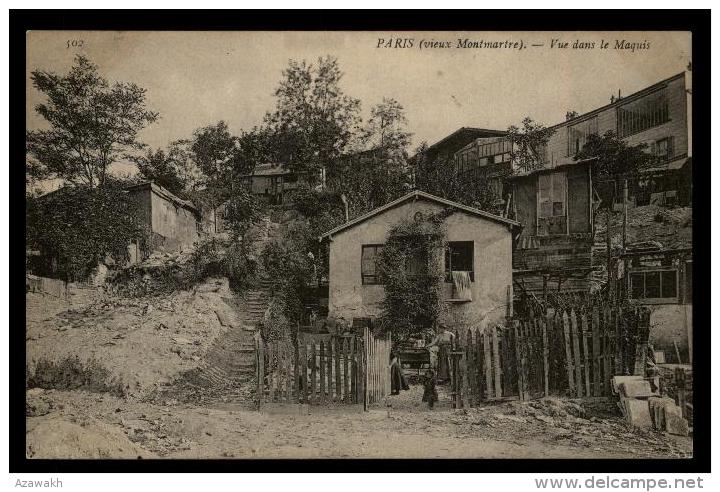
[26,182,147,281]
[27,356,125,397]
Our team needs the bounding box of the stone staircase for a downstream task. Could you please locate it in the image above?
[159,277,274,402]
[194,278,273,386]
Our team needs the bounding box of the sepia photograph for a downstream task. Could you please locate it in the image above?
[19,23,702,467]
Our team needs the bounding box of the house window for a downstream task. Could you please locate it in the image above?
[630,269,678,302]
[617,88,670,137]
[361,245,384,285]
[445,241,474,282]
[652,137,675,162]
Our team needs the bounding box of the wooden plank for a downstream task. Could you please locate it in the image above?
[542,316,550,397]
[483,329,493,398]
[267,342,275,402]
[513,321,524,401]
[301,339,308,403]
[334,336,341,402]
[603,308,612,394]
[613,308,625,375]
[580,310,592,397]
[477,332,485,401]
[360,337,365,404]
[256,336,264,407]
[570,310,583,398]
[466,329,475,405]
[343,337,350,402]
[591,308,601,396]
[326,336,334,402]
[363,327,369,410]
[491,325,502,398]
[562,311,576,397]
[310,343,317,403]
[319,341,326,404]
[350,337,357,403]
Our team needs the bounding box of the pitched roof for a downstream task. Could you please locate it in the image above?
[318,190,520,241]
[125,181,200,215]
[427,127,507,153]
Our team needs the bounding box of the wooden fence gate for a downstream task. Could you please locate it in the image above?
[451,305,651,406]
[255,330,392,409]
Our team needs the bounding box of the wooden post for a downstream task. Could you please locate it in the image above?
[326,337,333,402]
[256,335,265,409]
[310,342,317,404]
[603,308,612,393]
[542,316,549,397]
[343,337,350,402]
[513,321,524,401]
[492,325,502,398]
[591,308,601,396]
[301,339,308,403]
[675,367,687,418]
[350,337,357,403]
[334,336,341,402]
[319,341,326,404]
[570,310,583,398]
[614,308,623,375]
[363,327,369,411]
[562,311,576,397]
[483,329,493,398]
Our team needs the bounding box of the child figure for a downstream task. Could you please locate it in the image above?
[422,369,439,409]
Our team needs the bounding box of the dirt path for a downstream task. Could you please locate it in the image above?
[26,388,692,459]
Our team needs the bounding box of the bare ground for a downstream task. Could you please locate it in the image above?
[25,386,692,459]
[25,288,692,460]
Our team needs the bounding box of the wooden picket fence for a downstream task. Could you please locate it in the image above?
[452,305,651,405]
[364,327,392,406]
[255,330,392,408]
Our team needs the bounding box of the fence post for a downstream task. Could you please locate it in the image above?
[570,310,583,398]
[562,311,576,398]
[513,320,525,401]
[591,308,602,396]
[492,325,502,398]
[363,327,369,411]
[542,316,549,398]
[256,334,264,409]
[580,310,592,397]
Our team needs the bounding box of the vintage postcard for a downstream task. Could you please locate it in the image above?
[24,29,694,461]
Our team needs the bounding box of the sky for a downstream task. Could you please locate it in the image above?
[27,30,691,183]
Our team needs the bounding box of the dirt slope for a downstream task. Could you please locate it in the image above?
[26,277,248,398]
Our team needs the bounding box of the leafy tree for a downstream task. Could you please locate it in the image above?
[26,55,158,187]
[26,182,146,281]
[326,98,413,216]
[128,140,197,197]
[506,117,555,173]
[361,97,412,152]
[264,56,361,182]
[190,122,266,192]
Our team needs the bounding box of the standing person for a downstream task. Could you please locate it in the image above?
[426,323,455,383]
[422,369,438,409]
[390,351,409,395]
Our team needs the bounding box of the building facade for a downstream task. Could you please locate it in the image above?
[320,191,518,333]
[125,181,201,262]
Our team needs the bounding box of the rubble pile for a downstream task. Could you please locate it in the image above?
[612,375,690,436]
[595,205,692,250]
